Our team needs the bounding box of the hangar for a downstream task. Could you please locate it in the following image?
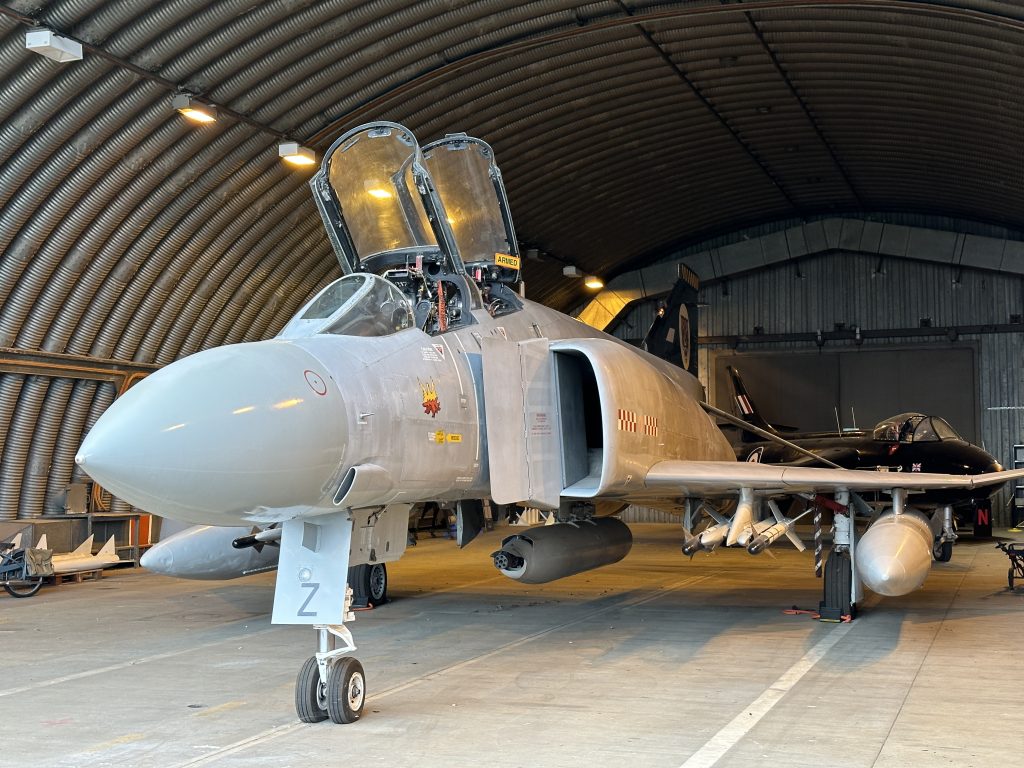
[1,1,1023,765]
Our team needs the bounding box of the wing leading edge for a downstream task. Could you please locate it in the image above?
[644,460,1024,497]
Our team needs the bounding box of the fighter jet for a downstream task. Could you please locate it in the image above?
[723,365,1005,560]
[75,121,1024,724]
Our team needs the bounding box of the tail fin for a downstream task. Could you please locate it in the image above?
[97,535,117,558]
[36,533,48,550]
[70,534,95,556]
[642,265,700,377]
[10,532,22,549]
[727,365,779,441]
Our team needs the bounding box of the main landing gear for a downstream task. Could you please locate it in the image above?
[819,496,859,621]
[295,621,366,724]
[932,505,956,563]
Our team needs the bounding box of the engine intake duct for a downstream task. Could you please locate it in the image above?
[490,517,632,583]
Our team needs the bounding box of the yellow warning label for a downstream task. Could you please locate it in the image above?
[434,430,446,444]
[446,433,463,443]
[494,252,520,270]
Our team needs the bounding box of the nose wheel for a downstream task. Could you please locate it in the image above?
[295,624,366,724]
[295,656,329,723]
[327,657,365,723]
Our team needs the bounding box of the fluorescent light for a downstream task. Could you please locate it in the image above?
[584,276,604,289]
[278,141,316,166]
[172,94,216,123]
[25,29,82,62]
[367,188,393,199]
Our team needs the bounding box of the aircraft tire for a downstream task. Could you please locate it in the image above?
[295,656,328,723]
[368,563,388,605]
[3,577,43,598]
[327,657,365,724]
[933,539,953,563]
[823,549,852,616]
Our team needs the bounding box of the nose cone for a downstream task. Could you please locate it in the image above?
[77,341,346,525]
[855,513,933,597]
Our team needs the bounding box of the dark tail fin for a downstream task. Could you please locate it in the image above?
[727,366,779,440]
[642,265,700,377]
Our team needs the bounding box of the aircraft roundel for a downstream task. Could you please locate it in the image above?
[678,305,691,372]
[304,370,328,396]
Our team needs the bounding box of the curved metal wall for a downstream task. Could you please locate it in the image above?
[1,1,1023,520]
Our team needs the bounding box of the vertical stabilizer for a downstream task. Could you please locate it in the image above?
[642,266,700,377]
[36,533,48,549]
[727,366,778,433]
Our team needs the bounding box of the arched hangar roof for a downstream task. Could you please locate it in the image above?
[1,0,1023,519]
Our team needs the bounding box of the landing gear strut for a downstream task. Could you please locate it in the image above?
[932,505,956,563]
[819,498,859,621]
[275,513,367,725]
[295,618,366,724]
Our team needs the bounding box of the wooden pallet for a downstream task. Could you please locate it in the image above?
[47,569,104,586]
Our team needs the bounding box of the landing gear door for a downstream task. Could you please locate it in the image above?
[481,338,561,510]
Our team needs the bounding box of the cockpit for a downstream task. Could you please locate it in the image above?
[870,413,964,443]
[304,121,524,336]
[277,273,414,339]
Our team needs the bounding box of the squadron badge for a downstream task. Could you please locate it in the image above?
[420,379,441,418]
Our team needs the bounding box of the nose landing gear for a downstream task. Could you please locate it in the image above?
[295,621,366,724]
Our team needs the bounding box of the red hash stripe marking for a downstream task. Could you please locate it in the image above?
[617,408,638,432]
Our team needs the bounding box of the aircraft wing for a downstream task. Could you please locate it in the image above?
[645,461,1024,497]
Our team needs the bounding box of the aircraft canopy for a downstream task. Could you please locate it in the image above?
[871,413,963,443]
[277,274,414,339]
[326,124,437,264]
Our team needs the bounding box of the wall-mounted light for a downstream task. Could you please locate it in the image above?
[172,94,216,123]
[278,141,316,167]
[25,29,82,62]
[584,276,604,290]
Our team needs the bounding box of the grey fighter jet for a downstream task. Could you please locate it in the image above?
[75,122,1024,725]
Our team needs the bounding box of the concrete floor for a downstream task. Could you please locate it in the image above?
[3,524,1023,768]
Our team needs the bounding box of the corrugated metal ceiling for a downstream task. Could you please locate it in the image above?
[1,0,1023,519]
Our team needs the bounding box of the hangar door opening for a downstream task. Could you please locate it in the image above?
[711,347,978,443]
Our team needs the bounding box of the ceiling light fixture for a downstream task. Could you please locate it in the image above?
[584,276,604,290]
[172,94,216,124]
[278,141,316,167]
[25,29,82,62]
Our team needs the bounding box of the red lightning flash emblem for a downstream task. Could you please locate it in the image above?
[420,380,441,418]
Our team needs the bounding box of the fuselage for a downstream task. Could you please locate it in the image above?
[76,296,734,528]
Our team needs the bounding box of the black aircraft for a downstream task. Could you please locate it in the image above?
[721,365,1004,559]
[639,279,1001,560]
[726,366,1002,479]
